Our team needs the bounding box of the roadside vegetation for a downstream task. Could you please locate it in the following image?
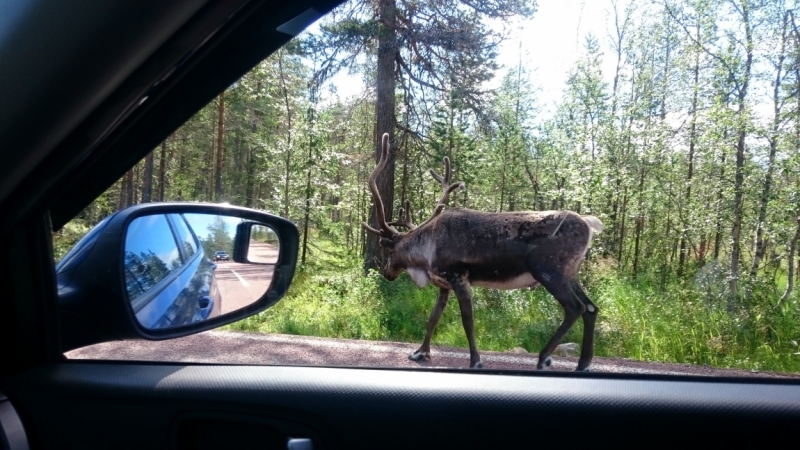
[223,235,800,373]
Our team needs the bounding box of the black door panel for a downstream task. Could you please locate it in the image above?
[3,362,800,449]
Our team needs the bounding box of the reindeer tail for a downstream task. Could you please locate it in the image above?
[581,215,604,234]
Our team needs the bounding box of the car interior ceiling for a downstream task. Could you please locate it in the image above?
[0,0,343,236]
[1,0,800,449]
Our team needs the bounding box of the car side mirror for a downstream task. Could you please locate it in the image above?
[56,203,298,351]
[233,222,280,264]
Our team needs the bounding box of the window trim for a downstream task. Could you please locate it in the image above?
[166,213,198,263]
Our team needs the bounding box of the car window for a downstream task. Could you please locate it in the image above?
[169,214,199,258]
[60,0,800,380]
[124,215,184,300]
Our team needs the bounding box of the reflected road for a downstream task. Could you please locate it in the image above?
[214,260,274,314]
[247,240,278,263]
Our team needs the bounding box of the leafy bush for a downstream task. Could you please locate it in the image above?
[226,241,800,373]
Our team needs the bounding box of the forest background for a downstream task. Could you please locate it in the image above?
[55,0,800,372]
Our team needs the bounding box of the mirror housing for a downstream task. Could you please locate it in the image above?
[56,203,298,352]
[233,222,255,263]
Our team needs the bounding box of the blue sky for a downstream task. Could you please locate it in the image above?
[183,214,245,241]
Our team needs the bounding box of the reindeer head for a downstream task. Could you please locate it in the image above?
[362,133,464,281]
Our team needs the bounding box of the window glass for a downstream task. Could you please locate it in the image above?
[170,214,199,258]
[59,0,800,380]
[123,215,183,299]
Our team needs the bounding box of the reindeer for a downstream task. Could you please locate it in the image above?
[363,133,604,370]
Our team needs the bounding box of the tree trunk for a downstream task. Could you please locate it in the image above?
[713,147,726,260]
[750,137,779,278]
[278,51,293,218]
[301,133,314,265]
[631,168,645,275]
[364,0,397,273]
[499,139,507,212]
[207,113,216,201]
[118,177,127,210]
[661,215,672,289]
[301,88,317,266]
[400,137,409,210]
[783,220,800,302]
[125,168,134,207]
[784,10,800,302]
[729,1,753,299]
[141,151,154,203]
[751,19,787,277]
[333,165,342,222]
[158,141,167,202]
[523,159,539,209]
[245,146,255,208]
[633,216,643,277]
[678,42,700,277]
[617,186,628,264]
[133,164,140,204]
[214,90,225,201]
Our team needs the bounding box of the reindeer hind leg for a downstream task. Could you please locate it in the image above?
[527,266,586,370]
[573,282,598,371]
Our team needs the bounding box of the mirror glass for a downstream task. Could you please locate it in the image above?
[124,213,279,330]
[247,224,280,264]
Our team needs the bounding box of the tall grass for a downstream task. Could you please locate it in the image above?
[226,241,800,373]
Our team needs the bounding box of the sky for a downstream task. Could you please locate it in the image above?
[490,0,616,117]
[183,213,245,241]
[308,0,617,118]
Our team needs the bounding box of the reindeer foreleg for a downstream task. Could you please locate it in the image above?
[409,288,450,363]
[449,276,483,369]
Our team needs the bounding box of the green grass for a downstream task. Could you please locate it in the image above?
[225,239,800,373]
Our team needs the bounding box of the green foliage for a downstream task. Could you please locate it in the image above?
[226,239,800,373]
[53,220,91,262]
[198,216,235,256]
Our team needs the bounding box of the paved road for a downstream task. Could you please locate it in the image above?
[66,330,799,379]
[247,240,278,263]
[214,261,274,314]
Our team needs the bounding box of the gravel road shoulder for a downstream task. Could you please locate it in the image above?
[66,330,800,379]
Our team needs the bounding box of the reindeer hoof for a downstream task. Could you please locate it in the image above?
[576,364,591,372]
[409,351,431,361]
[470,361,484,369]
[537,356,552,370]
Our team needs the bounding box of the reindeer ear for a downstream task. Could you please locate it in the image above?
[379,238,396,249]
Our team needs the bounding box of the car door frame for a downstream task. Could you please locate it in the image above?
[2,0,800,448]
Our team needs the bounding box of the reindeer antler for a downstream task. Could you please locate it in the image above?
[388,200,417,230]
[362,133,400,238]
[417,156,465,228]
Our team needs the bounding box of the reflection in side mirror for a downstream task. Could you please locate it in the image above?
[247,224,279,264]
[124,213,280,330]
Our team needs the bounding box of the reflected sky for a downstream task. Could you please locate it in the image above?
[183,214,244,241]
[125,215,182,268]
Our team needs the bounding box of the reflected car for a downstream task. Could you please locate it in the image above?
[213,250,230,262]
[56,211,222,330]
